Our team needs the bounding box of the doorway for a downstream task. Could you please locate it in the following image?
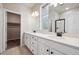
[6,12,21,49]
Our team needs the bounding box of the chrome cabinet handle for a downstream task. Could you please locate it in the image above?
[51,52,53,54]
[46,49,49,52]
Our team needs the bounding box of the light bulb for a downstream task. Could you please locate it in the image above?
[65,8,69,10]
[54,3,57,7]
[32,12,34,16]
[59,3,63,4]
[35,11,39,16]
[32,11,39,17]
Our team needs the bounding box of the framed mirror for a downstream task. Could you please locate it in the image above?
[55,19,65,33]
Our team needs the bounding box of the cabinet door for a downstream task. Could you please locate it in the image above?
[23,33,26,45]
[31,43,37,55]
[50,48,63,55]
[26,34,31,49]
[28,34,31,49]
[38,42,49,55]
[31,36,37,55]
[24,33,27,45]
[25,34,28,46]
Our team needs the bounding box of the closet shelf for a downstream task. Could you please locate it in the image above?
[7,22,20,26]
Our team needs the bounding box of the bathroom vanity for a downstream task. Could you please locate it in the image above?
[24,32,79,55]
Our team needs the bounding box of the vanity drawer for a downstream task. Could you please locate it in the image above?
[49,48,64,55]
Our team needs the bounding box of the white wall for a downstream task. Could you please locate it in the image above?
[30,5,40,32]
[20,4,41,33]
[0,3,4,53]
[60,7,79,34]
[3,3,21,13]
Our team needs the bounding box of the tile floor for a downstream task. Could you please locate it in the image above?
[1,46,32,55]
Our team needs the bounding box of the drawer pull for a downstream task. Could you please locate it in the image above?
[32,42,34,44]
[32,37,34,38]
[46,49,49,52]
[51,52,53,54]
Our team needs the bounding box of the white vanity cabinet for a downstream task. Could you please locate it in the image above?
[24,33,79,55]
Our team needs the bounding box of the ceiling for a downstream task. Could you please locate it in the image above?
[20,3,42,8]
[3,3,42,9]
[53,3,79,13]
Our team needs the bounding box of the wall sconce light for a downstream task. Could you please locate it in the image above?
[65,7,69,10]
[32,11,39,17]
[32,12,35,16]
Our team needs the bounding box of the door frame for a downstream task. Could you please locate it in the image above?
[4,9,22,50]
[55,19,65,33]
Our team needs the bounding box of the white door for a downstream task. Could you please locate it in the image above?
[56,20,64,33]
[0,8,3,53]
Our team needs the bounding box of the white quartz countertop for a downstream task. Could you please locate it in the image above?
[26,32,79,49]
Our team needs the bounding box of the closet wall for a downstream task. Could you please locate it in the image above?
[7,12,20,41]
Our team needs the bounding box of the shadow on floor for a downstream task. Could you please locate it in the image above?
[7,39,20,49]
